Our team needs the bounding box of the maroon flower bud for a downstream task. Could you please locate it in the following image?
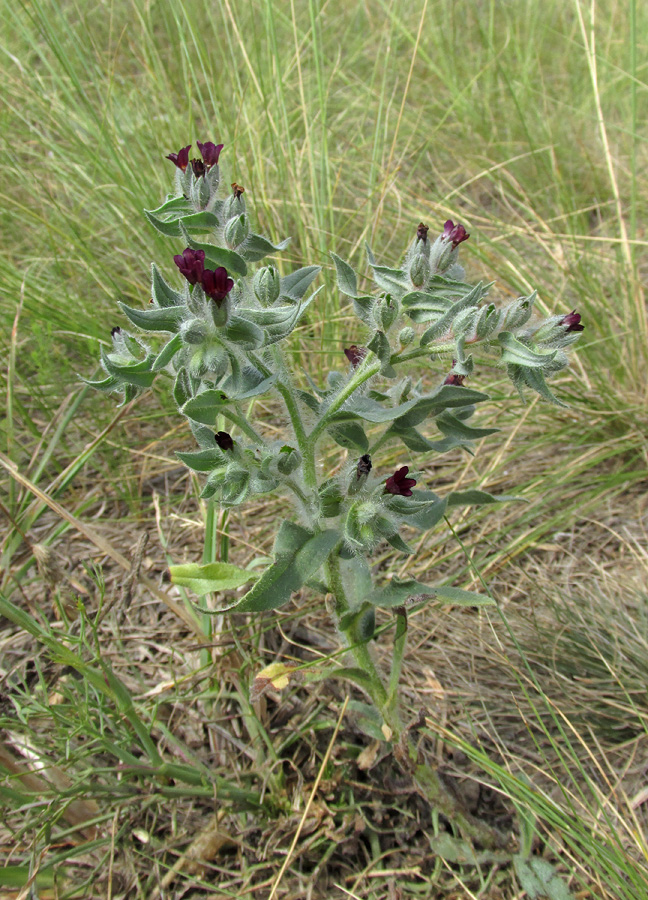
[200,266,235,305]
[214,431,234,451]
[173,248,205,285]
[197,141,224,169]
[190,158,206,178]
[356,454,372,478]
[111,326,121,337]
[344,345,367,368]
[560,310,584,333]
[443,373,465,386]
[231,182,245,199]
[166,145,191,171]
[443,219,470,249]
[385,466,417,497]
[416,222,429,243]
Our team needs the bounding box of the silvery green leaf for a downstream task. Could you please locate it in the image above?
[385,532,414,554]
[179,223,248,276]
[385,423,460,453]
[81,374,120,392]
[447,489,523,507]
[390,385,490,429]
[328,422,369,453]
[173,367,193,407]
[369,264,410,296]
[339,603,375,641]
[364,242,376,265]
[340,556,373,608]
[498,331,557,368]
[280,265,321,301]
[169,561,256,596]
[385,489,448,530]
[222,316,264,350]
[432,586,495,606]
[367,330,396,377]
[119,302,185,333]
[319,478,343,517]
[369,577,438,608]
[353,296,374,325]
[220,467,250,507]
[436,411,499,441]
[513,857,574,900]
[401,290,453,323]
[101,351,157,388]
[507,365,568,407]
[151,263,184,308]
[181,389,230,426]
[242,232,291,262]
[222,365,277,399]
[348,700,386,742]
[144,208,219,236]
[420,282,489,345]
[176,448,228,472]
[330,252,358,298]
[147,195,192,217]
[231,527,339,613]
[152,333,182,370]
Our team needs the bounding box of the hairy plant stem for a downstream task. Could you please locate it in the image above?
[325,550,509,851]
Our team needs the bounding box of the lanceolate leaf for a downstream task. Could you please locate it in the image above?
[242,232,291,262]
[179,223,248,276]
[152,333,183,370]
[119,302,185,333]
[151,263,184,308]
[280,265,321,301]
[447,489,523,507]
[169,562,256,595]
[432,586,495,606]
[231,527,339,613]
[181,390,230,426]
[330,252,358,298]
[498,332,557,368]
[175,448,227,472]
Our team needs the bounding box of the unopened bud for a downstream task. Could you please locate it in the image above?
[253,265,281,306]
[277,445,301,475]
[409,253,429,288]
[181,318,208,345]
[475,303,500,339]
[398,326,415,346]
[375,295,398,331]
[503,294,535,330]
[224,213,249,249]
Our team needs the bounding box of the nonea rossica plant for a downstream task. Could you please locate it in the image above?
[88,141,584,848]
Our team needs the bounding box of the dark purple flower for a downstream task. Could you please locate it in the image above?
[111,326,121,337]
[356,454,372,479]
[166,145,191,171]
[197,141,224,169]
[443,219,470,249]
[231,182,245,199]
[173,248,205,285]
[214,431,234,451]
[384,466,417,497]
[443,372,465,386]
[344,345,367,368]
[190,158,206,178]
[560,310,584,333]
[200,266,235,305]
[416,222,429,243]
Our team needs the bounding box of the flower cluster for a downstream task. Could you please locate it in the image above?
[173,248,234,305]
[167,141,223,176]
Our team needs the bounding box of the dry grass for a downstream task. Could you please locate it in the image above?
[2,389,648,898]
